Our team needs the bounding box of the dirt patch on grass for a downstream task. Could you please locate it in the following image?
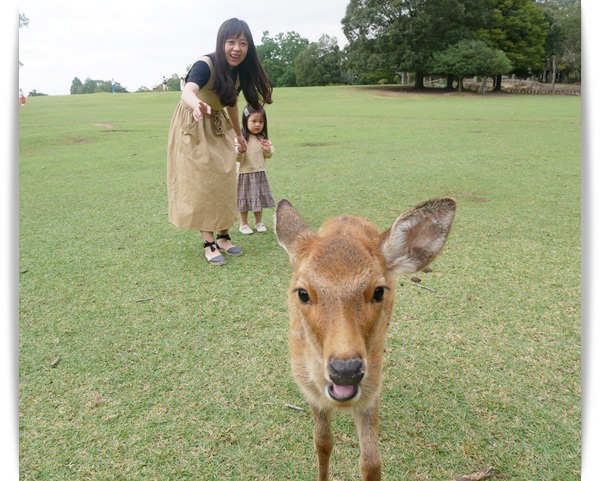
[67,137,90,145]
[301,142,333,147]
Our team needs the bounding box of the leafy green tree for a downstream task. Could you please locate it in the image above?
[167,74,182,91]
[432,39,512,92]
[541,9,563,83]
[538,0,580,82]
[342,0,493,88]
[257,31,309,87]
[19,13,29,67]
[480,0,549,89]
[295,35,343,86]
[81,78,98,94]
[343,0,553,90]
[70,77,83,95]
[70,77,128,94]
[98,80,113,93]
[342,0,409,84]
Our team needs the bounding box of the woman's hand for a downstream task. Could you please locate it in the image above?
[193,100,211,121]
[236,134,247,153]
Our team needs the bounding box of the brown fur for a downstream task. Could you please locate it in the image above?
[275,198,456,481]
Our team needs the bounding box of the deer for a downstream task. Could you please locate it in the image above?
[274,197,456,481]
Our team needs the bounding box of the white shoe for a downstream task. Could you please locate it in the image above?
[255,223,267,233]
[239,224,254,235]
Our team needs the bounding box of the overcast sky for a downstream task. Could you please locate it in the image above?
[18,0,350,96]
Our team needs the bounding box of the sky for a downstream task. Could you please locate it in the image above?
[18,0,350,96]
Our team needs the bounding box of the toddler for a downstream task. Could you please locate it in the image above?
[236,105,275,234]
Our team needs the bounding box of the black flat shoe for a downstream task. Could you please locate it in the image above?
[216,234,243,256]
[204,241,227,265]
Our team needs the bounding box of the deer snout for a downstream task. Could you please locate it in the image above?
[329,358,365,385]
[327,358,364,402]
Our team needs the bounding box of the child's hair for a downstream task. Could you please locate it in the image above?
[241,105,268,141]
[212,18,273,110]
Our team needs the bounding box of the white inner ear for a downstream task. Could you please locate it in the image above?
[381,216,419,275]
[381,206,454,275]
[382,236,420,275]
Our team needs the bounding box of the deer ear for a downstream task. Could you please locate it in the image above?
[275,199,313,263]
[380,198,456,275]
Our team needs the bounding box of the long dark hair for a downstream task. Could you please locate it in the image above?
[212,18,273,109]
[241,104,268,141]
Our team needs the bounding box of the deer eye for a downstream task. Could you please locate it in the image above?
[297,289,310,304]
[372,286,386,303]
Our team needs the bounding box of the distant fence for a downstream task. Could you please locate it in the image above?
[500,85,580,96]
[469,78,581,96]
[422,77,581,96]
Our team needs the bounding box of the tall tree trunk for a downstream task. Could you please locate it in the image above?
[414,72,425,90]
[552,55,556,92]
[479,77,488,95]
[493,74,502,92]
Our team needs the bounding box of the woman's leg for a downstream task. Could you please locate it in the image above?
[216,229,243,256]
[202,231,226,264]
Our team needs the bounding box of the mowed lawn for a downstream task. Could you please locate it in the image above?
[19,87,581,480]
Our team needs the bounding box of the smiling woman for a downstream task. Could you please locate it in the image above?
[167,18,273,266]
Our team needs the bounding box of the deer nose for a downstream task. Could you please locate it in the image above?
[328,358,365,386]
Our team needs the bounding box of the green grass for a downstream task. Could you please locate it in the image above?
[19,87,580,480]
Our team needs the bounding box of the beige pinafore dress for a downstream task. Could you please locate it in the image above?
[167,56,238,232]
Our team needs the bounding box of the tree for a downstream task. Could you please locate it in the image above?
[167,74,182,91]
[537,0,580,82]
[342,0,493,89]
[70,77,128,94]
[480,0,549,90]
[295,35,343,86]
[70,77,83,95]
[342,0,554,91]
[19,13,29,67]
[257,31,309,87]
[342,0,408,84]
[432,39,512,92]
[81,78,98,94]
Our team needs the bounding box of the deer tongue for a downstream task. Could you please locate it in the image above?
[329,383,358,401]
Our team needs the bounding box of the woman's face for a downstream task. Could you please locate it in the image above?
[224,35,248,68]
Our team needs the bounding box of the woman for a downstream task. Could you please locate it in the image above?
[167,18,272,265]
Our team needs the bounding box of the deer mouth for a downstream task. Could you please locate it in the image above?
[328,383,359,402]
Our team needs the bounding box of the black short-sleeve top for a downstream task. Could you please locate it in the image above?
[185,53,241,108]
[185,57,212,88]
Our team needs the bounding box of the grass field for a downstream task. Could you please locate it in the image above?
[19,87,581,480]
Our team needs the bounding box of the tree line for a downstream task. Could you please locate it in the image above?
[259,0,580,91]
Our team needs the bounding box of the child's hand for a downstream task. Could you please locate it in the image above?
[193,100,211,121]
[260,139,272,152]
